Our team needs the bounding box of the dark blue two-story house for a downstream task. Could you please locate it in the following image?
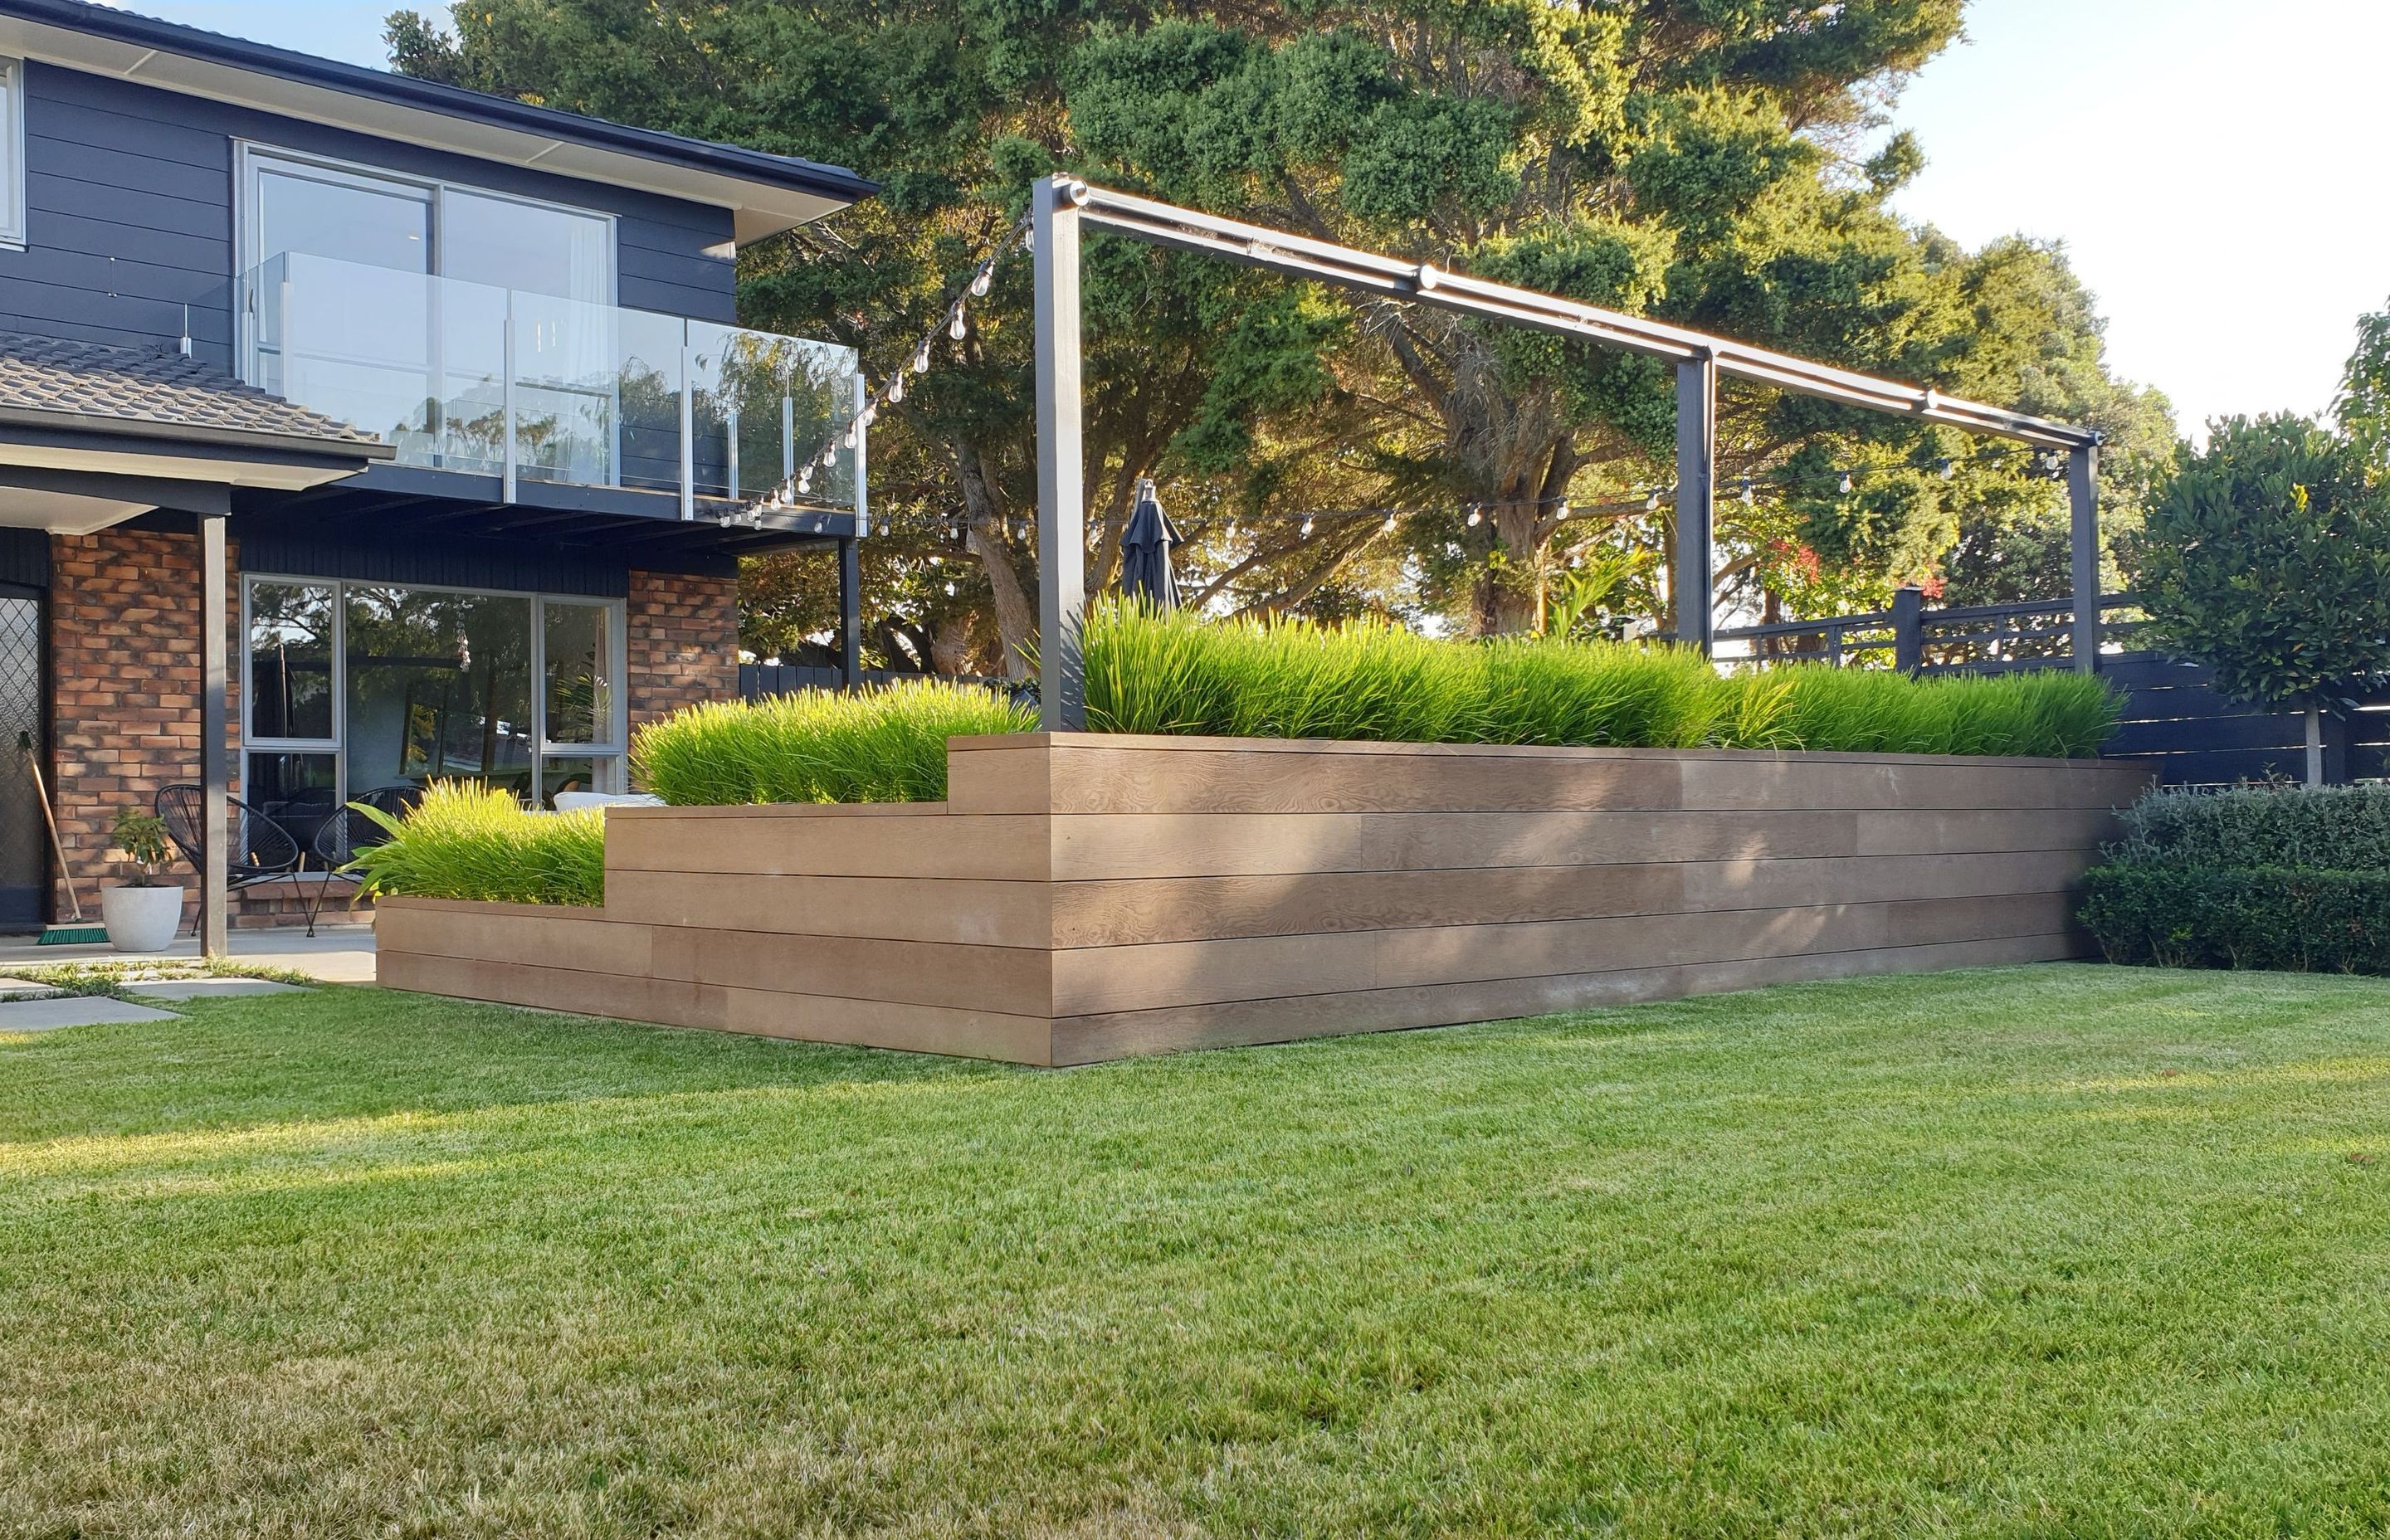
[0,0,876,941]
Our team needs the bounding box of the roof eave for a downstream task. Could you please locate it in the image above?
[0,0,878,241]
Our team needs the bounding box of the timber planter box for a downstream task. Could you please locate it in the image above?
[376,734,2153,1065]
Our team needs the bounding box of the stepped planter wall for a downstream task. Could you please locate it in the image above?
[377,734,2152,1065]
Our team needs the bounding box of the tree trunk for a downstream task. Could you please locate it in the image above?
[1467,491,1562,636]
[954,441,1036,679]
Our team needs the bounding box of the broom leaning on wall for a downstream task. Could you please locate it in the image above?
[21,732,104,944]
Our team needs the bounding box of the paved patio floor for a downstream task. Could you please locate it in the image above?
[0,924,377,984]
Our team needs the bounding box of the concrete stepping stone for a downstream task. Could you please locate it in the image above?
[121,977,309,1001]
[0,997,179,1032]
[0,976,64,999]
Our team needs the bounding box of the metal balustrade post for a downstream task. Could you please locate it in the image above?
[1034,173,1089,730]
[852,370,871,538]
[2069,444,2100,673]
[725,407,739,500]
[782,392,796,484]
[500,291,519,503]
[678,328,696,520]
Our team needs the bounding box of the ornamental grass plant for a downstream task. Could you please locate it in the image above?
[1080,602,2119,757]
[631,679,1037,806]
[346,781,605,908]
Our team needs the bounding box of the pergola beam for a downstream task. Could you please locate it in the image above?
[1031,178,2104,704]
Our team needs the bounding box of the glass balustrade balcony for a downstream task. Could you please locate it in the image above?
[235,252,863,512]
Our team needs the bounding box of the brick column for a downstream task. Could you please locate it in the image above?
[626,568,739,733]
[47,528,236,925]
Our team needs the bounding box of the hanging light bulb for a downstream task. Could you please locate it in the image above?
[1838,470,1855,495]
[930,553,943,566]
[945,580,957,597]
[969,265,993,297]
[1740,476,1755,506]
[888,371,905,403]
[796,471,812,495]
[841,426,857,449]
[1299,515,1314,537]
[859,405,878,429]
[949,306,968,340]
[1646,489,1661,512]
[1466,509,1482,527]
[1939,458,1957,481]
[1020,222,1033,251]
[915,339,933,373]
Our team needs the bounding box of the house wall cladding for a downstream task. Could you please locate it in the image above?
[43,529,745,926]
[0,61,738,366]
[377,735,2157,1066]
[627,568,741,731]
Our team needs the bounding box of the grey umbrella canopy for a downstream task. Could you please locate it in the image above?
[1119,477,1186,609]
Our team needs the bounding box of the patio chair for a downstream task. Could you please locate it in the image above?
[301,785,420,938]
[156,783,305,940]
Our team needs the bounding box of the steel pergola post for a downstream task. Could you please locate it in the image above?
[1034,174,1088,732]
[2068,445,2100,674]
[1674,350,1717,654]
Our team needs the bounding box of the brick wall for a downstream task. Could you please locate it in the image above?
[49,528,212,926]
[627,568,740,731]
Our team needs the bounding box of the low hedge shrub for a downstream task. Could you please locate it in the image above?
[347,781,606,908]
[2080,864,2390,973]
[632,679,1037,806]
[2079,785,2390,975]
[1081,602,2121,757]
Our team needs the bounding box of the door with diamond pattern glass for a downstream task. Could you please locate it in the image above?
[0,586,44,929]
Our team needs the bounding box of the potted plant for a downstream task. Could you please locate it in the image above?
[100,807,183,953]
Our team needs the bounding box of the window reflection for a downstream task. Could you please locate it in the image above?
[344,587,534,802]
[247,581,335,741]
[543,601,615,747]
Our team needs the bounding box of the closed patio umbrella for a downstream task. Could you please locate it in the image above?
[1119,477,1184,610]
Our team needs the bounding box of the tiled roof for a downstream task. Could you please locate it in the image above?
[0,331,384,449]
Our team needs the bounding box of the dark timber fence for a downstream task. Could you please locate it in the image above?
[1718,592,2383,787]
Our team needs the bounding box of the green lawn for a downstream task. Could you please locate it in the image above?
[5,967,2390,1537]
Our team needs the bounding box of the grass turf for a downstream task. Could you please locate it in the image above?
[2,965,2388,1537]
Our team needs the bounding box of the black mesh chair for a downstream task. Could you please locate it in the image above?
[157,783,305,939]
[303,784,421,937]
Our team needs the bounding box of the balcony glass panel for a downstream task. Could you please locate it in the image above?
[238,253,861,510]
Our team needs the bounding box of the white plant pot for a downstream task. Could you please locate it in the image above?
[100,884,185,953]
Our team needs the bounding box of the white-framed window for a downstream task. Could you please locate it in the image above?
[241,573,628,841]
[235,144,617,305]
[0,58,26,250]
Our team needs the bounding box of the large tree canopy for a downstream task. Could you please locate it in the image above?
[388,0,2172,658]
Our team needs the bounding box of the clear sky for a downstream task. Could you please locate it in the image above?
[112,0,2389,441]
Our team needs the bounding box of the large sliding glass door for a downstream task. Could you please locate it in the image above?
[242,575,627,851]
[240,148,617,480]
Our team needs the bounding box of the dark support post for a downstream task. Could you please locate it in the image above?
[1673,350,1717,654]
[199,512,228,958]
[2068,444,2100,674]
[836,535,861,691]
[1891,584,1924,675]
[1034,173,1088,731]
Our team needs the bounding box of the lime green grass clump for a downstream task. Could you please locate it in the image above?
[1083,602,2120,756]
[347,781,604,907]
[632,678,1037,807]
